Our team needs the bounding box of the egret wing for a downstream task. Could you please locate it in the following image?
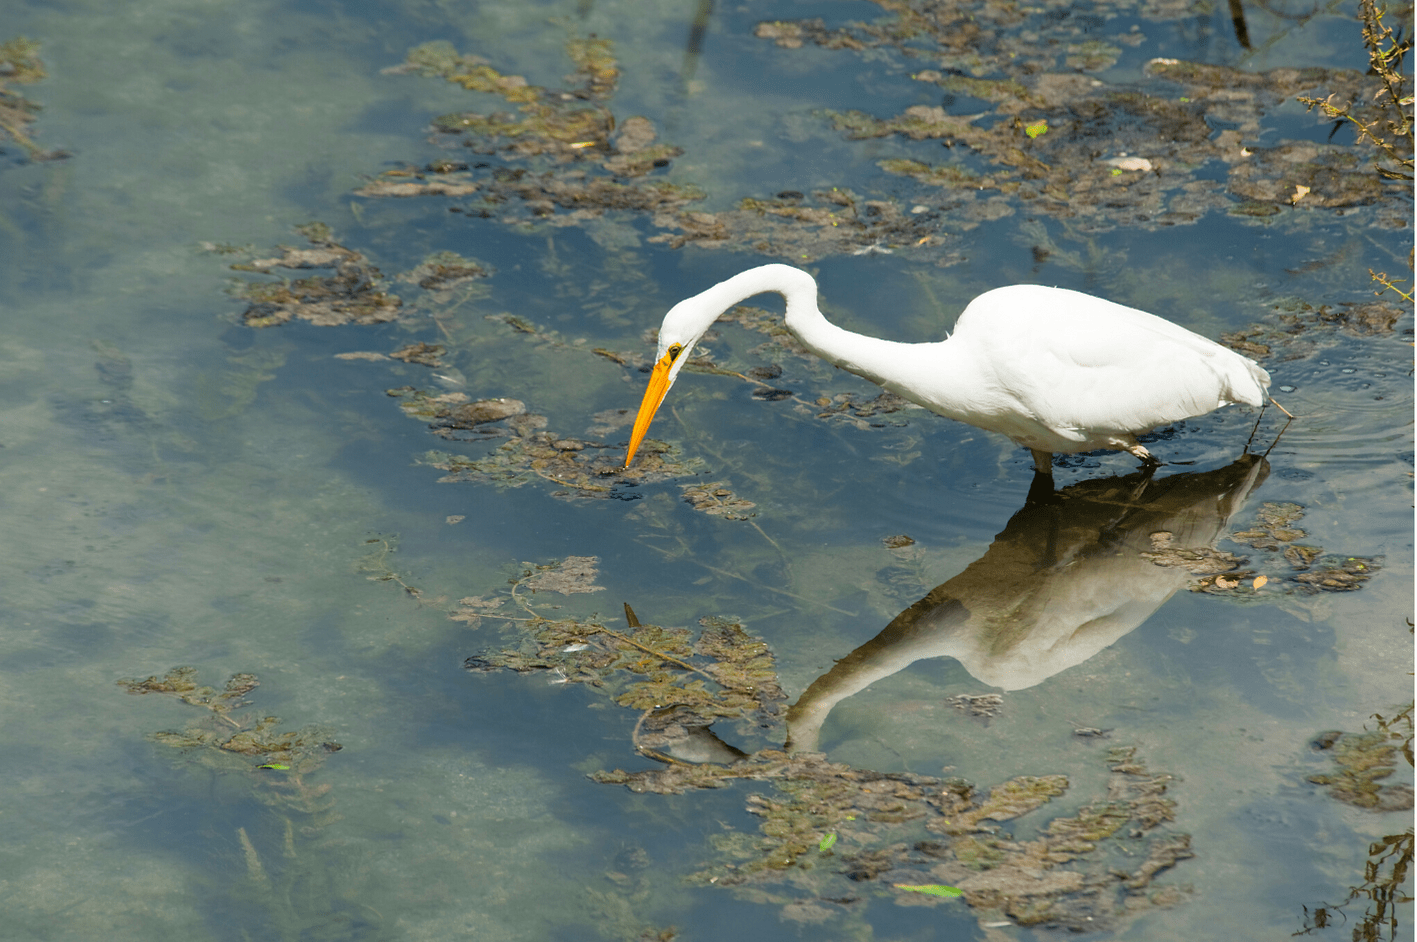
[957,286,1267,441]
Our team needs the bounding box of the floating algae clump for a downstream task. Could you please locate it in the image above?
[120,668,350,929]
[428,553,1197,933]
[0,38,67,162]
[757,1,1408,233]
[225,224,402,328]
[119,666,341,775]
[1187,501,1383,599]
[1308,705,1414,813]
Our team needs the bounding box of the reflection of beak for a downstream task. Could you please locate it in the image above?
[624,353,675,468]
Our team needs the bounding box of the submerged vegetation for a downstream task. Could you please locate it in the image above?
[360,532,1385,931]
[352,8,1410,261]
[1196,501,1383,597]
[118,666,341,791]
[1307,706,1414,812]
[0,38,66,162]
[118,669,362,932]
[1299,700,1414,939]
[760,0,1410,233]
[223,222,403,328]
[439,555,1197,932]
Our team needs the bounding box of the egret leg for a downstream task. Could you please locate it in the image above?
[1243,404,1266,454]
[1125,442,1160,467]
[1244,396,1296,458]
[1026,450,1059,504]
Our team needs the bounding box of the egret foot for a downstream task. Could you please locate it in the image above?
[1125,442,1161,467]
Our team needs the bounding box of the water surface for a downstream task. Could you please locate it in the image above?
[0,0,1410,939]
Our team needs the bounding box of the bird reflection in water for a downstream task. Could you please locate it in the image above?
[784,454,1270,752]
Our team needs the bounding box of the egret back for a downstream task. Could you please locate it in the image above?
[943,285,1269,453]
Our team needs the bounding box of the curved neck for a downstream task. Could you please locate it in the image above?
[700,265,926,391]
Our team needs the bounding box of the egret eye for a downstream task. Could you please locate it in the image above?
[667,343,683,361]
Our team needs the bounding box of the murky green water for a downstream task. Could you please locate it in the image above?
[1,0,1410,939]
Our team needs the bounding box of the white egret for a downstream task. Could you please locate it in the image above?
[623,264,1271,475]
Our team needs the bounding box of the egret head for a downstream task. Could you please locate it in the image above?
[623,300,713,468]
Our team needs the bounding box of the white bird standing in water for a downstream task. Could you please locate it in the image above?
[623,264,1272,476]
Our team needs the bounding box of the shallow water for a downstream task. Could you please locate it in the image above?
[0,0,1411,939]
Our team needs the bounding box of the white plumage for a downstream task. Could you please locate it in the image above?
[623,264,1270,474]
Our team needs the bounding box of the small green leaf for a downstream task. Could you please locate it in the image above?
[258,763,290,770]
[1025,120,1048,139]
[894,883,963,898]
[818,832,837,852]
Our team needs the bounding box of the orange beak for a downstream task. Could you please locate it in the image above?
[624,352,676,468]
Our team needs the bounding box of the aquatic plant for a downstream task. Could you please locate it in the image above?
[1296,0,1414,304]
[118,666,341,789]
[756,1,1407,235]
[225,223,402,328]
[118,668,359,934]
[1298,0,1414,184]
[1308,702,1414,812]
[1197,501,1384,598]
[1299,700,1414,939]
[438,555,1197,932]
[334,9,1410,279]
[0,38,66,162]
